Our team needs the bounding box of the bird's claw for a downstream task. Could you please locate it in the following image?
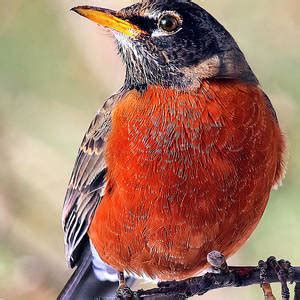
[258,256,295,300]
[258,259,269,285]
[268,257,292,300]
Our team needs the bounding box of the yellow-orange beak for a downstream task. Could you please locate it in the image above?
[71,6,144,38]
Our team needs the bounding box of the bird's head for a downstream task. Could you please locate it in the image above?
[72,0,257,89]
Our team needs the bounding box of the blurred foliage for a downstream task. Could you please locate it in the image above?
[0,0,299,299]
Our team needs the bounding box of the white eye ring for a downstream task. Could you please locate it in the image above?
[152,11,183,37]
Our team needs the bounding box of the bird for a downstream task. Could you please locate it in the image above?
[59,0,286,299]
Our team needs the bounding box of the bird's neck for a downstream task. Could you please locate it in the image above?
[123,62,188,90]
[121,42,258,90]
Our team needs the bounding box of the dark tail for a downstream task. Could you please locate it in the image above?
[58,245,119,300]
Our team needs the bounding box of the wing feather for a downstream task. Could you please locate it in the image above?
[62,93,121,267]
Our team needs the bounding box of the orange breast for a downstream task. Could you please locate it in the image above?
[89,80,285,280]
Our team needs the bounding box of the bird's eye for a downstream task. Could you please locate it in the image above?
[158,14,181,33]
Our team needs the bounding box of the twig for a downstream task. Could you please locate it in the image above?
[130,265,300,299]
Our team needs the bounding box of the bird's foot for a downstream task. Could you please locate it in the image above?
[258,256,295,300]
[259,259,276,300]
[116,286,134,300]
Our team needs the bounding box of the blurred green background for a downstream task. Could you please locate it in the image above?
[0,0,299,299]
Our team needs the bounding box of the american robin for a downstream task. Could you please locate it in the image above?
[59,0,285,299]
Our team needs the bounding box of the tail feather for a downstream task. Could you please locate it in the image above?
[58,245,119,300]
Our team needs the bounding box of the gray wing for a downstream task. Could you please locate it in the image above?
[62,94,119,268]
